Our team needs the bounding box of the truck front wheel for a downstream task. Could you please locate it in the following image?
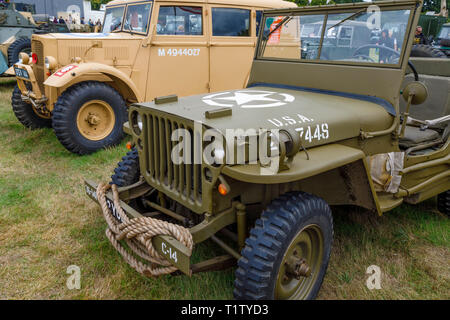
[11,85,52,129]
[234,192,333,300]
[52,82,127,155]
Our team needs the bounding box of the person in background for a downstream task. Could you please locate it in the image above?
[58,16,65,24]
[96,19,102,28]
[378,29,395,63]
[68,13,73,25]
[414,26,429,45]
[88,19,94,27]
[80,17,85,25]
[53,16,58,24]
[388,29,398,51]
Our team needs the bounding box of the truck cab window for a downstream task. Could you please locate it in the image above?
[157,6,203,35]
[103,6,125,33]
[123,3,152,34]
[212,8,250,37]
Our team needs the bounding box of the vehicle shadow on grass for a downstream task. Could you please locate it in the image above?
[319,202,449,299]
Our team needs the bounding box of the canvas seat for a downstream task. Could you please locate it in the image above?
[399,126,440,149]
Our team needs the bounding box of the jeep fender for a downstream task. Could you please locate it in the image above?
[44,62,142,103]
[222,144,382,215]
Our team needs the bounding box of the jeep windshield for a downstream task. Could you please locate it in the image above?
[258,6,413,66]
[103,1,153,34]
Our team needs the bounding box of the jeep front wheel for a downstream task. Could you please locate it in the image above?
[11,84,52,129]
[52,81,127,155]
[111,148,140,187]
[234,192,333,300]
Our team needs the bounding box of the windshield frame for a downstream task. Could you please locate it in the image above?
[103,1,153,35]
[256,2,418,69]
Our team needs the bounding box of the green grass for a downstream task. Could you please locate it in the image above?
[0,77,448,299]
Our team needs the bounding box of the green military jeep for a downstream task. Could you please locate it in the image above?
[86,0,449,299]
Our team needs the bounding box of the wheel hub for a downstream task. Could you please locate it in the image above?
[285,256,311,279]
[275,224,324,299]
[86,113,101,126]
[76,100,115,141]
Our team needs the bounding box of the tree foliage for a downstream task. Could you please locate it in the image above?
[91,0,110,11]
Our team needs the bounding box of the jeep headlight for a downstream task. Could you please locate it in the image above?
[130,110,143,135]
[45,56,57,70]
[213,146,225,164]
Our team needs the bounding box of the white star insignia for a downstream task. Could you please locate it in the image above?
[216,92,278,106]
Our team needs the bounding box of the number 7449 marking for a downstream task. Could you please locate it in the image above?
[296,123,329,143]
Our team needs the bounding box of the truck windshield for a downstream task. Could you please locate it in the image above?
[123,3,153,34]
[259,7,413,66]
[103,6,125,33]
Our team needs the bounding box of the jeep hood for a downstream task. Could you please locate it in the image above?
[138,85,394,148]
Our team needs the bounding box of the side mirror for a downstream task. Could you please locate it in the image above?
[399,81,428,138]
[402,81,428,105]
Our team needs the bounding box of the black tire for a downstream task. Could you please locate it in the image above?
[411,44,446,58]
[11,85,52,129]
[7,38,31,66]
[111,148,140,187]
[437,190,449,217]
[52,81,127,155]
[234,192,333,300]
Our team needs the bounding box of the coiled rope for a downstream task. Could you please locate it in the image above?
[96,183,193,277]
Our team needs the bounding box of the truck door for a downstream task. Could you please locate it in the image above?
[147,3,209,100]
[208,6,256,92]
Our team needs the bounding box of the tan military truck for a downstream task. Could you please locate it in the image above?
[9,0,296,155]
[85,0,449,299]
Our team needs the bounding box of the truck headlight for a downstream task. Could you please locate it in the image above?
[19,52,29,65]
[45,56,57,70]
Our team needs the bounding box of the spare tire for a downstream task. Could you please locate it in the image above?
[411,44,446,58]
[7,38,31,66]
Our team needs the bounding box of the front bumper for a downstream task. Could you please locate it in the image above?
[13,63,45,100]
[84,179,193,276]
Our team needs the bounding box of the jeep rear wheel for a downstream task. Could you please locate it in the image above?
[11,85,52,129]
[234,192,333,300]
[437,190,449,217]
[52,81,127,155]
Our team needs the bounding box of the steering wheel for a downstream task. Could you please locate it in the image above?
[352,44,401,63]
[352,54,377,63]
[352,44,419,81]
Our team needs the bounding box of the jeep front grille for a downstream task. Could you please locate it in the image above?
[141,113,203,211]
[31,40,44,93]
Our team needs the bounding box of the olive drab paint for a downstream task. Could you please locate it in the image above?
[85,0,449,299]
